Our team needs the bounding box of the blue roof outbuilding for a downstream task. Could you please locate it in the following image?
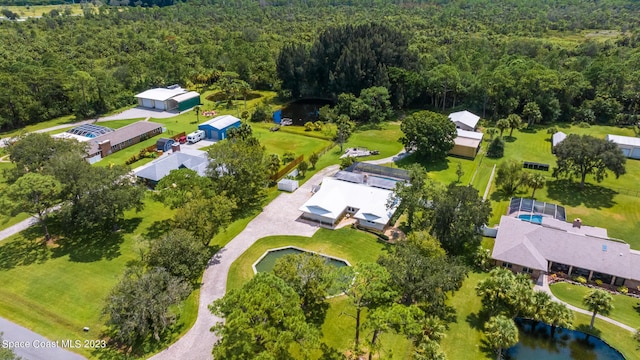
[198,115,241,141]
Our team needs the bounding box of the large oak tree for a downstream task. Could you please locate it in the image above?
[553,134,626,188]
[399,111,457,161]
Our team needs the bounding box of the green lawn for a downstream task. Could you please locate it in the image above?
[0,162,30,231]
[225,227,412,359]
[441,271,639,360]
[550,281,640,330]
[441,272,493,360]
[2,4,87,17]
[227,227,392,290]
[480,125,640,249]
[0,115,77,138]
[0,196,196,359]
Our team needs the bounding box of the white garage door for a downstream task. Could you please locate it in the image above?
[142,98,154,108]
[155,101,166,110]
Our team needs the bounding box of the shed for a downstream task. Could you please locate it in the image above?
[606,134,640,159]
[156,138,175,152]
[198,115,241,141]
[448,110,481,131]
[552,131,566,151]
[278,179,299,192]
[449,129,483,158]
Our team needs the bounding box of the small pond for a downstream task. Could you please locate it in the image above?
[275,99,333,126]
[253,246,349,273]
[505,318,624,360]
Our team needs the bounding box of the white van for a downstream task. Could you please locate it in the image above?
[187,130,205,144]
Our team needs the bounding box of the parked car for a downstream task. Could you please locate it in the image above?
[178,135,187,144]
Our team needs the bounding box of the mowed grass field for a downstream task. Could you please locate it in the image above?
[550,282,640,330]
[480,125,640,248]
[225,228,412,359]
[0,196,195,358]
[2,4,87,17]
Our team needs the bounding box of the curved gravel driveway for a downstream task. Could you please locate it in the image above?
[149,165,339,360]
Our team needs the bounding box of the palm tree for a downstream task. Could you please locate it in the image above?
[526,173,546,198]
[194,105,201,123]
[496,119,510,138]
[486,128,498,140]
[544,302,573,337]
[583,289,614,330]
[506,114,522,137]
[484,315,519,360]
[237,80,251,110]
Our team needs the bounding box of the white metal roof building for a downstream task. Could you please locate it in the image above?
[135,87,200,111]
[448,110,481,131]
[552,131,567,150]
[298,177,398,231]
[606,134,640,159]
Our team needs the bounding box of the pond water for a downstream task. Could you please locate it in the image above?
[254,247,349,273]
[276,99,333,126]
[254,247,349,295]
[505,319,624,360]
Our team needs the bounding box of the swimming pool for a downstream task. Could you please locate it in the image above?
[518,214,544,224]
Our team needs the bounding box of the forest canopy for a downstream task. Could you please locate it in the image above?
[1,0,640,131]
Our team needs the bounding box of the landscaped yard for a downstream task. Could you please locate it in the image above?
[550,281,640,330]
[480,125,640,249]
[0,196,195,359]
[442,271,639,360]
[225,227,412,359]
[0,162,30,231]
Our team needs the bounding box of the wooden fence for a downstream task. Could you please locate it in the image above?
[270,155,304,182]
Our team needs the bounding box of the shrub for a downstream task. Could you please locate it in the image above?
[577,121,591,128]
[575,276,587,284]
[618,286,629,294]
[304,121,314,131]
[340,156,356,170]
[313,121,323,131]
[282,152,296,163]
[595,279,603,286]
[486,137,505,158]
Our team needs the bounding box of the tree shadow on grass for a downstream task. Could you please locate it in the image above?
[143,220,173,241]
[546,180,617,209]
[396,154,451,173]
[51,218,142,263]
[504,136,517,142]
[0,230,50,271]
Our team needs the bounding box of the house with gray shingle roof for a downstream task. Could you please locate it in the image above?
[492,215,640,290]
[135,149,209,187]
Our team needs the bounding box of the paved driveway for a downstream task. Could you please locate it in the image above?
[150,165,338,360]
[0,317,86,360]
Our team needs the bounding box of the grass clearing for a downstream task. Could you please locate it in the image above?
[550,282,640,330]
[225,227,411,359]
[479,125,640,249]
[441,272,492,360]
[2,4,86,17]
[227,227,392,291]
[0,196,185,359]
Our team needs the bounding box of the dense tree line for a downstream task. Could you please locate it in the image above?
[2,1,640,130]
